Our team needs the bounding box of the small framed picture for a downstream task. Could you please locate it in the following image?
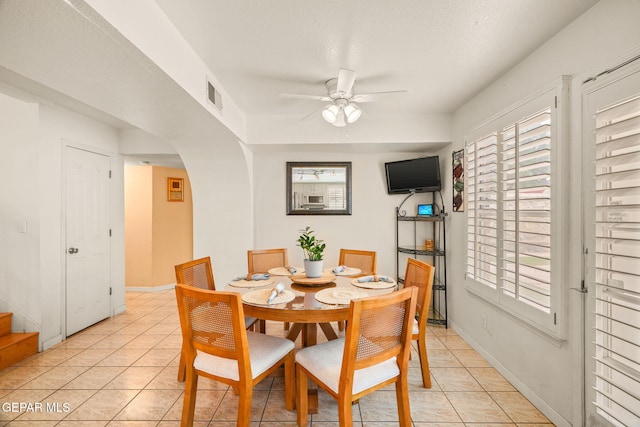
[167,177,184,202]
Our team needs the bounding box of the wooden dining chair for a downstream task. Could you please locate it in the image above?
[295,286,417,427]
[338,248,377,276]
[175,256,215,290]
[174,256,258,381]
[248,248,289,331]
[247,248,288,274]
[403,258,435,388]
[175,284,295,427]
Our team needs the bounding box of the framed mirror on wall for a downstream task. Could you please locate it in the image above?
[286,162,352,215]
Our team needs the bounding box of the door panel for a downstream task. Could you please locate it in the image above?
[65,146,111,336]
[582,66,640,427]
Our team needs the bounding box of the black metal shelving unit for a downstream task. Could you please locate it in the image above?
[395,194,447,327]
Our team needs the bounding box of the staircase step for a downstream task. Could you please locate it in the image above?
[0,332,39,371]
[0,313,12,336]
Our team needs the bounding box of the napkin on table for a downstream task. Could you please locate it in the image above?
[357,275,394,283]
[333,265,346,273]
[267,282,285,304]
[232,273,271,281]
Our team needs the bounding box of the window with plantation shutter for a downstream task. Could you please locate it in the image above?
[465,81,563,333]
[592,94,640,427]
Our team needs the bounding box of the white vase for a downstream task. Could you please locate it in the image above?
[304,259,324,278]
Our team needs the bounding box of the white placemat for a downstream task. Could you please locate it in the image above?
[314,288,369,305]
[325,266,362,276]
[241,288,295,305]
[268,266,305,276]
[351,276,397,289]
[228,277,275,288]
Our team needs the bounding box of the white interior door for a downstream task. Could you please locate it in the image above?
[582,63,640,427]
[65,146,111,336]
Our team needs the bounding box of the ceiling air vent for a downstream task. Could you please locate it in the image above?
[207,79,223,111]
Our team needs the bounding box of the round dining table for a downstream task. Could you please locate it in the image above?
[230,271,397,347]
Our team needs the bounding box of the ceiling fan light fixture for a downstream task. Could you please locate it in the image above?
[333,111,347,127]
[322,104,339,123]
[344,103,361,123]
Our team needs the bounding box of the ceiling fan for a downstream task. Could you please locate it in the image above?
[279,68,407,127]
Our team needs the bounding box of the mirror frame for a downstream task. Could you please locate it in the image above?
[286,161,352,215]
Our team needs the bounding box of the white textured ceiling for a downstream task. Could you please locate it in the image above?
[0,0,597,153]
[154,0,597,118]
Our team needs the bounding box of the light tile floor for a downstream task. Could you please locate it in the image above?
[0,290,555,426]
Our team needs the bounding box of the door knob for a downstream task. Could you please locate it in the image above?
[68,247,79,254]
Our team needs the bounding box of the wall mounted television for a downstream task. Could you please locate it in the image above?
[385,155,441,194]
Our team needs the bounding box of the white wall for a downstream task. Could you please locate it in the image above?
[0,92,40,334]
[173,132,254,287]
[0,89,125,349]
[448,1,640,425]
[252,148,445,278]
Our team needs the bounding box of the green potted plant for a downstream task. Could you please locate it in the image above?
[297,226,326,278]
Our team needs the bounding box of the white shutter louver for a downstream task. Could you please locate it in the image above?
[501,109,552,312]
[593,94,640,427]
[467,141,476,281]
[468,132,499,289]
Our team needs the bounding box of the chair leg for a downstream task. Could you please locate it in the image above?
[338,320,345,331]
[395,376,412,427]
[237,381,253,427]
[417,337,431,388]
[284,351,295,411]
[337,394,353,427]
[284,321,290,330]
[181,368,198,427]
[177,354,186,382]
[177,342,186,382]
[296,365,309,427]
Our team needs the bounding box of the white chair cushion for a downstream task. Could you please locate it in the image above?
[244,315,258,327]
[413,318,419,335]
[194,331,294,381]
[295,338,399,395]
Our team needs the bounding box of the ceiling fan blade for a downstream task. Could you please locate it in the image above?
[351,90,407,103]
[336,68,357,95]
[279,93,331,101]
[301,104,326,122]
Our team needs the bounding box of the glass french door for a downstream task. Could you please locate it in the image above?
[582,63,640,426]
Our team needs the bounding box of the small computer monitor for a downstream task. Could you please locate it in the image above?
[417,204,434,216]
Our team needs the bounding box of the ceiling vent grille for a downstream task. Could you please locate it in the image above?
[207,79,223,111]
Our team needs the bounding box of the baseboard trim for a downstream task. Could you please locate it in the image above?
[125,283,176,293]
[113,304,127,316]
[41,334,63,352]
[449,320,571,427]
